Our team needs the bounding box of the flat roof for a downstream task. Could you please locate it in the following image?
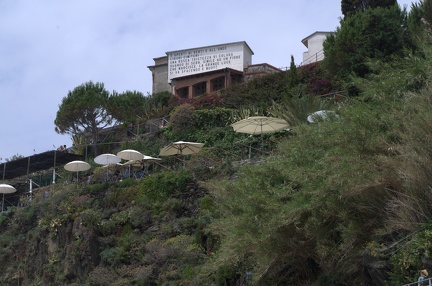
[301,31,332,47]
[0,150,83,181]
[166,41,254,55]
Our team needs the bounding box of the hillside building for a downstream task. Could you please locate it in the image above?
[148,41,281,98]
[301,31,331,66]
[148,34,331,97]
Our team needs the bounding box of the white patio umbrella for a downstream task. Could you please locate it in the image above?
[142,155,163,173]
[231,116,289,135]
[94,154,121,181]
[142,155,162,165]
[159,141,204,156]
[0,184,16,212]
[94,153,121,165]
[123,156,162,166]
[122,159,143,178]
[307,110,339,123]
[117,149,144,161]
[123,160,142,167]
[123,156,162,177]
[231,116,289,151]
[117,150,144,178]
[64,160,91,182]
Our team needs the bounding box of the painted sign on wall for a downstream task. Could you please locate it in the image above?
[167,43,247,82]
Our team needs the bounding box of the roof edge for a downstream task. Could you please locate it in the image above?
[166,41,254,55]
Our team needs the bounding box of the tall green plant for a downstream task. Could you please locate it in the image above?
[323,5,413,80]
[267,95,333,126]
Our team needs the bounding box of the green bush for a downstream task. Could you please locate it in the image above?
[0,213,8,227]
[323,5,414,80]
[169,104,195,139]
[100,246,127,266]
[139,170,192,206]
[80,208,102,228]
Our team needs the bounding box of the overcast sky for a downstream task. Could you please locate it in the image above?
[0,0,415,161]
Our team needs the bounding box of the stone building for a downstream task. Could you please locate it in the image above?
[148,41,281,98]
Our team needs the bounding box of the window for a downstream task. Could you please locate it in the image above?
[193,81,206,96]
[211,76,225,92]
[177,87,189,99]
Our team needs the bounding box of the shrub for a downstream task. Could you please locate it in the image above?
[100,247,127,267]
[0,213,8,227]
[139,170,192,206]
[80,208,102,228]
[88,266,118,285]
[169,104,195,138]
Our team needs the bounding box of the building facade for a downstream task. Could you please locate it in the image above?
[301,31,331,66]
[148,41,281,97]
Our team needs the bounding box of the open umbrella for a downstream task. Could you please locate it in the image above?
[142,155,163,174]
[231,116,289,151]
[123,156,162,166]
[94,154,121,181]
[231,116,289,135]
[122,159,142,178]
[94,153,121,165]
[0,184,16,212]
[117,150,144,178]
[159,141,204,156]
[117,149,144,161]
[64,160,91,182]
[142,155,162,165]
[307,110,339,123]
[123,160,142,167]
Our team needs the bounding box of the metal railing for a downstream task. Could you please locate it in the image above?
[279,49,325,71]
[300,49,325,66]
[403,277,432,286]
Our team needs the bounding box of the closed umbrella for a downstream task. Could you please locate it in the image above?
[64,160,91,182]
[0,184,16,212]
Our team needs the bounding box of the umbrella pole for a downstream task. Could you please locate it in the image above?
[1,193,4,212]
[260,134,264,155]
[261,124,264,154]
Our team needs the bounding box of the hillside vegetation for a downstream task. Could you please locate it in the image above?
[2,2,432,285]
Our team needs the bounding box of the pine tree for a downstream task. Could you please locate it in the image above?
[288,55,299,88]
[341,0,397,17]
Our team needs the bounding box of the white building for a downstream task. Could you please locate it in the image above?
[148,41,281,97]
[301,31,332,66]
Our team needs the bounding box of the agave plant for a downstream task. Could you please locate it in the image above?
[228,105,267,124]
[267,95,333,126]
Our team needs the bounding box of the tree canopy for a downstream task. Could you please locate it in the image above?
[54,81,113,155]
[323,4,413,80]
[341,0,397,17]
[108,90,147,123]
